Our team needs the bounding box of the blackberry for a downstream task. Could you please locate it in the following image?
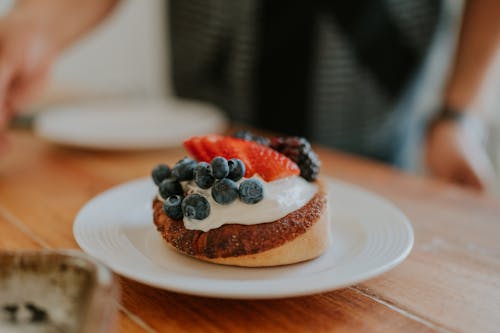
[233,130,270,146]
[270,137,320,181]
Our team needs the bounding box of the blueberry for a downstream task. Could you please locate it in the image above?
[227,158,246,181]
[171,157,197,181]
[163,195,184,220]
[194,162,215,189]
[239,179,264,204]
[159,178,183,199]
[182,194,210,220]
[211,157,229,179]
[211,178,238,204]
[151,164,171,186]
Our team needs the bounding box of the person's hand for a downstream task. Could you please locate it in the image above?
[0,12,56,129]
[425,117,496,191]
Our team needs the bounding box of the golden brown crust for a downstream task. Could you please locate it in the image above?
[153,182,330,266]
[202,206,331,267]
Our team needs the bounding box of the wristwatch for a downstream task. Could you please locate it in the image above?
[428,106,470,130]
[429,106,488,144]
[436,107,467,123]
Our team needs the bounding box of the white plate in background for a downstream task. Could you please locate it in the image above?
[73,177,413,299]
[34,99,227,150]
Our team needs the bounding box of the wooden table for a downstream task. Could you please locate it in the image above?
[1,129,499,333]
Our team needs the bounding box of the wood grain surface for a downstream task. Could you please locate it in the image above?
[1,130,499,333]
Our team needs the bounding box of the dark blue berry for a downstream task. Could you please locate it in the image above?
[211,157,229,179]
[171,157,197,181]
[163,195,184,220]
[194,162,215,189]
[182,194,210,220]
[151,164,171,186]
[270,136,320,181]
[233,130,270,146]
[239,179,264,204]
[211,178,238,204]
[227,158,246,181]
[159,178,183,199]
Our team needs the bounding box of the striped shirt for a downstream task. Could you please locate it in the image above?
[168,0,464,165]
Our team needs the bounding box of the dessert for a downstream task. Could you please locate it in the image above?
[151,132,331,267]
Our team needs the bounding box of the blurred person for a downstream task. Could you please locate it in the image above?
[0,0,499,190]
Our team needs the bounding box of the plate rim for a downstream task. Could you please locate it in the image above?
[73,177,414,299]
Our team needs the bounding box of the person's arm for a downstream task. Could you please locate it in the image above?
[426,0,500,190]
[0,0,119,128]
[12,0,119,50]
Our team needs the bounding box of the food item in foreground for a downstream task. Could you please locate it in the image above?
[151,133,331,267]
[270,136,321,181]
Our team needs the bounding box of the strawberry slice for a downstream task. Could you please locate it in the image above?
[183,136,211,163]
[245,142,299,181]
[183,135,299,181]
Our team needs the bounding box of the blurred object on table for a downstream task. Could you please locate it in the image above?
[0,250,118,333]
[32,98,227,151]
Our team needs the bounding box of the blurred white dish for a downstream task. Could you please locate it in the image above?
[34,99,227,150]
[73,177,413,299]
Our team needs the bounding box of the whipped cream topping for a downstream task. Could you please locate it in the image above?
[158,176,318,232]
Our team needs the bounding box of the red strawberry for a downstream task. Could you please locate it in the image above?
[183,135,299,181]
[245,142,299,181]
[183,136,211,162]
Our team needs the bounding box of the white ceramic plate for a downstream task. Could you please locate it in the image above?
[73,177,413,299]
[35,99,227,150]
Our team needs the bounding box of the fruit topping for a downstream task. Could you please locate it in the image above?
[171,157,197,181]
[239,178,264,204]
[153,154,271,220]
[155,133,322,222]
[183,136,211,162]
[182,193,210,220]
[163,195,184,220]
[227,158,245,181]
[193,162,215,189]
[184,135,300,181]
[270,136,320,181]
[159,178,183,199]
[212,178,239,204]
[210,156,230,179]
[151,164,171,185]
[245,142,300,182]
[233,130,270,146]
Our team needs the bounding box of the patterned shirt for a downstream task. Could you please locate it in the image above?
[168,0,464,165]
